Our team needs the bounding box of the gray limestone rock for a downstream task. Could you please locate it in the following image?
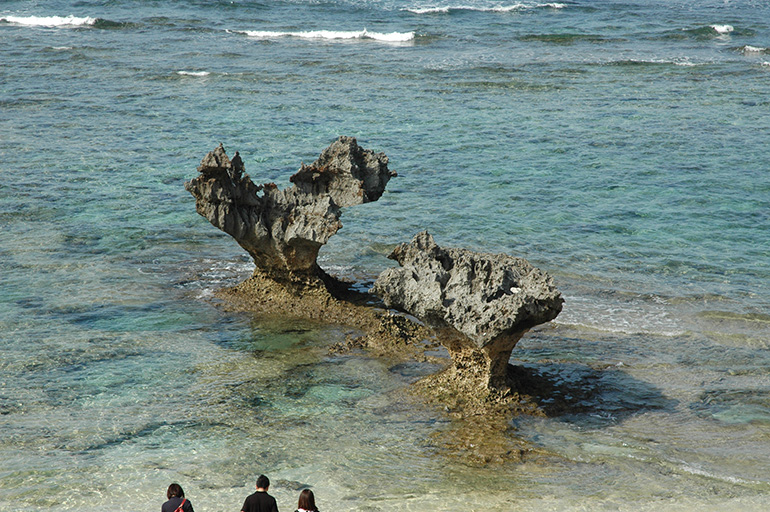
[372,231,563,390]
[185,136,395,276]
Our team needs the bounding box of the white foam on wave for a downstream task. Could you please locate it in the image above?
[664,58,700,67]
[609,58,704,68]
[742,45,767,54]
[627,58,700,67]
[404,2,564,14]
[0,15,96,27]
[235,28,414,42]
[710,24,733,34]
[177,71,211,77]
[405,6,458,13]
[412,4,527,13]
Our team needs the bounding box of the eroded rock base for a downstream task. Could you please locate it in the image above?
[215,268,376,325]
[215,269,438,361]
[411,364,546,465]
[438,328,528,392]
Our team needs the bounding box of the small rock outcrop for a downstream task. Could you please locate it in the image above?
[185,136,395,280]
[372,231,563,391]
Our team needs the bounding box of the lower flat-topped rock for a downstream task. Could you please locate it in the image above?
[372,231,564,391]
[185,136,395,281]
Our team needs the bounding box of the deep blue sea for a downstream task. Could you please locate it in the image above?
[2,0,770,510]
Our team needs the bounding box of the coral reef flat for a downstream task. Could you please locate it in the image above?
[5,0,770,508]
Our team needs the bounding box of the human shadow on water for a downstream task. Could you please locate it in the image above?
[508,361,675,426]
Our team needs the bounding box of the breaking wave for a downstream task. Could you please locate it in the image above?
[608,58,701,67]
[177,70,211,77]
[742,45,768,54]
[232,28,415,42]
[672,24,750,40]
[403,2,566,14]
[0,14,97,27]
[710,24,734,34]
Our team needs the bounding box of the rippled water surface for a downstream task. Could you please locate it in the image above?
[2,0,770,510]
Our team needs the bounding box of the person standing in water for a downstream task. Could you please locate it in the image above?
[241,474,279,512]
[162,483,194,512]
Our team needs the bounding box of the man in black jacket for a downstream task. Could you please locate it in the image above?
[241,474,279,512]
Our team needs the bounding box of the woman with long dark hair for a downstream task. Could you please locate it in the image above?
[161,483,194,512]
[295,489,319,512]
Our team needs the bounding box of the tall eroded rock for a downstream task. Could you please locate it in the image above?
[372,231,563,391]
[185,136,395,279]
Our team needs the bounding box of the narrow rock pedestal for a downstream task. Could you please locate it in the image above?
[372,231,564,392]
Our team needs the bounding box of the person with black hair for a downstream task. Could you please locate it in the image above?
[241,474,279,512]
[162,483,194,512]
[295,489,319,512]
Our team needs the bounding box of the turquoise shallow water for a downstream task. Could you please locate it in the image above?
[2,0,770,510]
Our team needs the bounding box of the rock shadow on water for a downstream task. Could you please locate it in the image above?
[416,356,674,466]
[508,361,674,425]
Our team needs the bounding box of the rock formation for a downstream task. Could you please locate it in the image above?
[186,139,565,435]
[372,231,563,391]
[185,136,395,281]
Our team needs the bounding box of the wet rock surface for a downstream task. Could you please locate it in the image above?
[372,231,564,391]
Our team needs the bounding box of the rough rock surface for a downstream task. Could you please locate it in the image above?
[186,139,566,457]
[372,231,563,390]
[185,136,395,278]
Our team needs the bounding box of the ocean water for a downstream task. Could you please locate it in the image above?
[2,0,770,510]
